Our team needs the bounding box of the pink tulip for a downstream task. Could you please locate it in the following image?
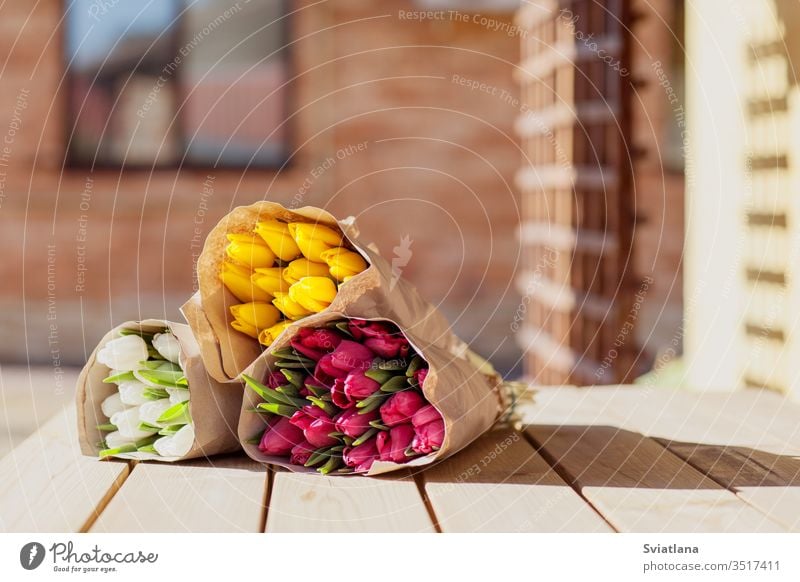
[266,370,288,389]
[348,319,394,340]
[334,408,379,438]
[315,353,348,387]
[412,419,444,454]
[291,328,343,361]
[376,424,415,463]
[329,340,375,372]
[344,369,380,400]
[258,417,304,456]
[411,404,441,428]
[343,440,380,473]
[364,336,410,359]
[289,405,329,431]
[415,367,428,388]
[305,417,337,448]
[330,378,352,409]
[290,441,314,466]
[380,390,425,426]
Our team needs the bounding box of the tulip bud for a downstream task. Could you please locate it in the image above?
[104,430,135,450]
[290,327,343,361]
[251,267,288,296]
[101,392,129,418]
[412,418,444,454]
[288,277,337,313]
[230,318,259,339]
[411,404,442,428]
[288,223,343,262]
[118,380,150,406]
[343,440,380,473]
[272,291,313,320]
[152,332,181,364]
[334,407,379,438]
[139,398,174,426]
[258,320,291,346]
[167,387,190,404]
[380,390,426,426]
[329,340,375,373]
[96,334,149,371]
[225,233,276,268]
[230,302,281,333]
[344,369,380,400]
[220,261,272,303]
[259,416,304,455]
[254,219,303,262]
[376,424,415,463]
[304,417,337,448]
[415,368,428,388]
[111,407,157,440]
[290,441,314,466]
[154,423,195,457]
[282,258,331,285]
[320,247,368,281]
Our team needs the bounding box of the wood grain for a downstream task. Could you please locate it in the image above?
[0,406,129,532]
[267,471,435,533]
[527,424,788,532]
[664,441,800,532]
[91,456,266,532]
[423,428,613,532]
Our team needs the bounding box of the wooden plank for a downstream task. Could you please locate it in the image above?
[0,406,129,532]
[527,424,788,532]
[267,471,435,533]
[515,386,621,427]
[91,456,266,533]
[423,429,612,532]
[664,441,800,532]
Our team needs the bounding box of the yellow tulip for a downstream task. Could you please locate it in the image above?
[230,302,281,331]
[288,222,343,262]
[230,318,259,339]
[254,220,303,262]
[272,292,313,320]
[320,247,368,281]
[258,320,291,346]
[283,258,331,285]
[225,233,275,268]
[219,261,271,303]
[288,276,337,313]
[251,267,288,296]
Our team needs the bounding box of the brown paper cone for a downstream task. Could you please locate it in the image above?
[76,320,243,462]
[186,201,461,383]
[237,312,504,476]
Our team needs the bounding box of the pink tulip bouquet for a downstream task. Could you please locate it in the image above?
[240,318,498,474]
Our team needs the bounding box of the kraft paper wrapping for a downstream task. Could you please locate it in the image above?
[238,312,505,476]
[185,201,463,383]
[76,320,243,462]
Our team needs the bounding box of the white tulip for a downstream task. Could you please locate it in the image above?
[96,335,148,371]
[104,431,135,449]
[154,423,194,457]
[167,388,190,405]
[100,393,128,418]
[111,407,156,440]
[117,380,150,406]
[138,399,173,426]
[152,332,181,364]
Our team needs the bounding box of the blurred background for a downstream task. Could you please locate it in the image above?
[1,0,798,454]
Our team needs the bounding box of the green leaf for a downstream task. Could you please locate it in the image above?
[303,448,330,467]
[102,371,135,384]
[305,384,328,398]
[307,396,337,416]
[96,423,117,432]
[137,422,162,432]
[275,384,300,398]
[364,368,394,384]
[119,328,160,340]
[334,322,353,337]
[342,436,354,446]
[156,401,191,425]
[99,444,136,458]
[256,402,296,418]
[147,346,165,360]
[405,355,424,377]
[135,368,186,388]
[158,424,184,436]
[137,444,157,453]
[244,435,261,445]
[274,361,314,370]
[380,375,408,393]
[356,391,388,411]
[242,374,272,400]
[176,376,189,387]
[270,347,299,360]
[318,455,343,475]
[280,368,305,388]
[368,420,390,431]
[351,428,378,447]
[142,387,170,400]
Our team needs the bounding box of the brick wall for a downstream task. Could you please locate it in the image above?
[0,0,522,374]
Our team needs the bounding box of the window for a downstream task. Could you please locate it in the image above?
[65,0,290,168]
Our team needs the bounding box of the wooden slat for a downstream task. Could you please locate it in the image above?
[662,442,800,532]
[267,472,435,533]
[423,429,612,532]
[527,424,787,532]
[0,406,129,532]
[91,456,266,532]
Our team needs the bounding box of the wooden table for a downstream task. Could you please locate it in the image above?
[2,386,799,533]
